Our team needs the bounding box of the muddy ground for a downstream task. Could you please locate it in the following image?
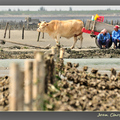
[0,29,119,59]
[0,48,120,59]
[44,62,120,111]
[1,62,120,111]
[0,30,120,111]
[0,30,95,48]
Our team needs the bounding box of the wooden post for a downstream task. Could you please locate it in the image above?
[24,60,33,111]
[42,32,44,39]
[92,20,96,33]
[51,47,56,84]
[22,26,24,39]
[9,26,11,39]
[37,52,45,110]
[33,52,44,111]
[105,20,108,24]
[19,71,24,110]
[111,20,113,25]
[56,45,61,62]
[44,58,49,94]
[33,53,40,111]
[51,46,57,59]
[15,24,17,29]
[4,22,9,38]
[27,17,30,29]
[51,46,55,55]
[59,48,65,59]
[59,48,64,76]
[117,20,119,25]
[9,63,24,111]
[37,32,41,42]
[50,55,54,84]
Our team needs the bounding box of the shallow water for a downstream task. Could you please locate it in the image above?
[0,59,33,77]
[64,58,120,76]
[0,58,120,76]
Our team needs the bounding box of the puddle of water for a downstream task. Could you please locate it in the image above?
[0,59,33,77]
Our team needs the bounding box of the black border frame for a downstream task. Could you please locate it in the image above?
[0,0,120,5]
[1,0,120,120]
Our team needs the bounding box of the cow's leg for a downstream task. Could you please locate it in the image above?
[79,34,83,49]
[71,36,77,49]
[55,39,59,45]
[55,36,60,45]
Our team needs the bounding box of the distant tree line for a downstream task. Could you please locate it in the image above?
[6,7,114,12]
[7,7,74,12]
[7,7,47,12]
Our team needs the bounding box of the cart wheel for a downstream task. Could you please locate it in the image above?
[108,37,112,48]
[95,36,112,48]
[95,36,100,48]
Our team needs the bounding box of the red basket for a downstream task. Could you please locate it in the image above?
[96,16,104,22]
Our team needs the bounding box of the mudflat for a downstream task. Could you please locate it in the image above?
[0,30,96,49]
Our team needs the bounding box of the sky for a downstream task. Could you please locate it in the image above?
[0,5,120,11]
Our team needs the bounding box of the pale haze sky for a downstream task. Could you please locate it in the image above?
[0,6,120,11]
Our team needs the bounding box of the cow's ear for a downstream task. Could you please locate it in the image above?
[46,23,49,26]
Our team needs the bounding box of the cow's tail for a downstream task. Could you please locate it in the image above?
[74,31,83,37]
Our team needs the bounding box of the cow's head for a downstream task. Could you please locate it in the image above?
[37,21,48,32]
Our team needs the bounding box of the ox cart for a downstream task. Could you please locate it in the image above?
[82,18,114,48]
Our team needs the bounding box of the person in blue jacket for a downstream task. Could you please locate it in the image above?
[112,25,120,49]
[97,29,110,49]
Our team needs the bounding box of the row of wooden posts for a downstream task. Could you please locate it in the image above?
[105,19,120,25]
[3,19,120,41]
[3,22,44,41]
[9,46,64,111]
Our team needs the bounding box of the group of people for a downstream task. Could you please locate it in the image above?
[97,25,120,49]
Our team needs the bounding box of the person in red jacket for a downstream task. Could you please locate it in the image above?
[112,25,120,49]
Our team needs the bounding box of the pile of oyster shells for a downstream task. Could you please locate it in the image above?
[46,62,120,111]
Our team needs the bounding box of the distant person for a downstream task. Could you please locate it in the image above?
[97,29,111,49]
[112,25,120,49]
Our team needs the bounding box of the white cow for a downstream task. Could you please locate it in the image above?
[37,19,84,49]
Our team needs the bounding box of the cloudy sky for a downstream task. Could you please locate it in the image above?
[0,5,120,11]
